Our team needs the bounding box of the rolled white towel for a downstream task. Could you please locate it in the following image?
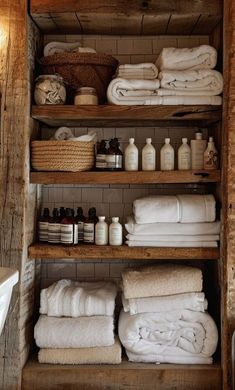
[156,45,217,71]
[53,127,74,140]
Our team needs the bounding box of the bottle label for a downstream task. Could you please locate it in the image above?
[178,152,191,170]
[84,222,95,243]
[143,152,155,170]
[191,141,206,169]
[78,221,84,242]
[162,151,174,170]
[61,224,73,244]
[73,224,78,245]
[95,226,108,245]
[204,151,218,169]
[125,151,138,170]
[96,154,107,169]
[39,222,48,242]
[109,226,122,245]
[48,223,60,243]
[106,155,122,169]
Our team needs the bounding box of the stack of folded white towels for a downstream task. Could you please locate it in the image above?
[118,264,218,364]
[107,45,222,105]
[125,194,220,248]
[34,279,122,364]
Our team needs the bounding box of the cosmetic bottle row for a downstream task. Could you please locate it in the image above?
[96,133,218,171]
[38,207,123,246]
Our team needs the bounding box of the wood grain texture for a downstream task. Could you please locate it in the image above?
[28,243,220,260]
[22,356,222,390]
[31,105,222,128]
[30,170,221,185]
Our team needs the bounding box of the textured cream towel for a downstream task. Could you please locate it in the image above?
[156,45,217,71]
[34,315,114,348]
[38,337,122,365]
[126,234,220,242]
[122,264,202,299]
[126,240,218,247]
[116,63,158,80]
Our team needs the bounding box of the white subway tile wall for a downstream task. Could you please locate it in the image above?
[41,34,210,286]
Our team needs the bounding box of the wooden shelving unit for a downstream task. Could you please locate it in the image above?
[22,356,222,390]
[30,170,221,185]
[31,105,222,127]
[28,243,219,260]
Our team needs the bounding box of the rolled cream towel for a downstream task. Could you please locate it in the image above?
[34,315,114,348]
[53,127,74,140]
[156,45,217,71]
[38,337,122,365]
[122,264,203,299]
[122,292,208,315]
[116,63,158,80]
[44,41,82,57]
[133,194,216,224]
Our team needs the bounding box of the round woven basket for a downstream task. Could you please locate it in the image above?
[38,52,118,103]
[31,140,95,172]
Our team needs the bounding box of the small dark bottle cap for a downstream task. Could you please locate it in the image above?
[65,208,73,217]
[77,207,84,216]
[52,208,59,218]
[88,207,97,216]
[43,208,50,217]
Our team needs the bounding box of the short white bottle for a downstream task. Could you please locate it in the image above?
[95,216,108,245]
[109,217,123,246]
[178,138,191,170]
[203,137,218,170]
[124,138,138,171]
[160,138,175,171]
[191,132,207,170]
[142,138,156,171]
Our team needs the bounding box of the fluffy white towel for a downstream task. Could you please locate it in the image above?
[118,309,218,364]
[158,69,223,96]
[126,234,220,242]
[133,194,216,224]
[122,264,202,299]
[38,337,122,365]
[44,41,96,56]
[122,292,208,315]
[156,45,217,71]
[53,127,74,140]
[126,240,218,247]
[116,63,158,80]
[34,315,114,348]
[125,216,220,236]
[40,280,117,317]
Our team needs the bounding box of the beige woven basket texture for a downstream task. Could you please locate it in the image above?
[31,140,95,172]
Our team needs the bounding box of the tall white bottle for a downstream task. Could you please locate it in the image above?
[178,138,191,170]
[109,217,123,246]
[142,138,156,171]
[95,216,108,245]
[160,138,175,171]
[124,138,138,171]
[190,132,207,170]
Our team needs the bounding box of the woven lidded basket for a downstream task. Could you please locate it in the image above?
[31,140,95,172]
[38,53,118,103]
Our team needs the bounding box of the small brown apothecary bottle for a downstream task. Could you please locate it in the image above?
[60,208,78,246]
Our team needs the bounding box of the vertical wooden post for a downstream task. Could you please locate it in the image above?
[0,1,39,388]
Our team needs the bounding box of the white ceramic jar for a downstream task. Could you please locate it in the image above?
[109,217,122,246]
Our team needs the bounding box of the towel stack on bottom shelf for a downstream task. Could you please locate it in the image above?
[118,264,218,364]
[34,279,121,364]
[125,194,220,248]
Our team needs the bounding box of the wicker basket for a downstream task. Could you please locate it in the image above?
[38,53,118,103]
[31,140,95,172]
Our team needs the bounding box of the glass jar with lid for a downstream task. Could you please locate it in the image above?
[74,87,98,105]
[34,74,66,105]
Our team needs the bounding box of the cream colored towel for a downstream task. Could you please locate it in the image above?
[38,337,122,365]
[34,315,114,348]
[116,63,158,80]
[126,240,218,247]
[126,234,220,242]
[156,45,217,71]
[158,69,223,96]
[122,264,202,299]
[44,41,96,56]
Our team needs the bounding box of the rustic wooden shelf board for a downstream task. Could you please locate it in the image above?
[28,243,219,260]
[22,356,222,390]
[30,0,222,35]
[30,170,221,185]
[31,105,222,127]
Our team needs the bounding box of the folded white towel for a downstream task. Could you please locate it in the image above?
[40,280,117,317]
[34,315,114,348]
[133,194,216,224]
[116,63,158,80]
[125,216,220,236]
[122,264,202,299]
[122,292,208,315]
[158,69,223,96]
[156,45,217,71]
[126,234,220,242]
[38,337,122,365]
[126,240,218,247]
[118,309,218,364]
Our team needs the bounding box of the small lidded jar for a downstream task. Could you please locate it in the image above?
[74,87,98,105]
[34,74,66,105]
